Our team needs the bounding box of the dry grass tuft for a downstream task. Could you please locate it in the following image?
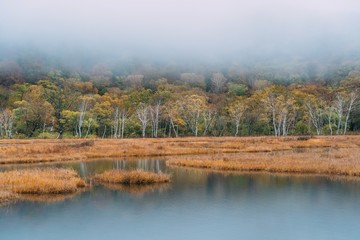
[0,168,86,199]
[94,169,170,185]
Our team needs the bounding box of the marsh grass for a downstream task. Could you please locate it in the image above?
[94,169,170,185]
[1,136,360,178]
[167,146,360,177]
[0,168,86,205]
[1,136,358,164]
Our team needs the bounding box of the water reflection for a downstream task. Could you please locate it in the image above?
[64,159,166,178]
[18,193,78,203]
[1,159,360,240]
[101,183,170,198]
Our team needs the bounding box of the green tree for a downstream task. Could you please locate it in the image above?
[13,85,54,137]
[38,72,80,137]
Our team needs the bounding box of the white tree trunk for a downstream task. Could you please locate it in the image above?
[343,92,358,135]
[137,104,149,138]
[150,101,161,138]
[78,99,88,138]
[113,107,120,138]
[120,110,127,139]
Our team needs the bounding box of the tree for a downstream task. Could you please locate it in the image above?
[305,95,325,135]
[0,109,14,138]
[76,95,97,138]
[325,105,336,135]
[211,72,226,93]
[13,85,54,137]
[149,101,161,138]
[38,72,80,137]
[136,103,149,138]
[176,94,207,136]
[227,83,248,96]
[202,108,217,136]
[61,110,78,136]
[340,91,358,135]
[91,94,113,138]
[334,94,345,135]
[228,97,247,136]
[180,73,206,89]
[77,98,88,138]
[163,103,181,137]
[90,64,113,88]
[262,86,296,136]
[124,75,144,90]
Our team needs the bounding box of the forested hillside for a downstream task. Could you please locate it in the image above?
[0,55,359,138]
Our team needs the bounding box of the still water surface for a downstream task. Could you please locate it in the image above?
[1,159,360,240]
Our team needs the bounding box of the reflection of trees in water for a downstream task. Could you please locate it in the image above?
[171,166,360,202]
[79,162,87,177]
[62,159,166,178]
[112,159,163,173]
[214,173,360,200]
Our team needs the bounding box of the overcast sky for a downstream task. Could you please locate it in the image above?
[1,0,360,61]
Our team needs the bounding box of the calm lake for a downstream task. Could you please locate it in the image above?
[1,159,360,240]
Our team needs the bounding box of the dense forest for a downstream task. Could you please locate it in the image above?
[0,53,359,139]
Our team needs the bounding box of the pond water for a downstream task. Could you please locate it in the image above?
[1,159,360,240]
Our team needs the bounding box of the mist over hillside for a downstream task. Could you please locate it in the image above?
[1,0,360,69]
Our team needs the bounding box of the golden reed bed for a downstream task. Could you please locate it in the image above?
[166,145,360,177]
[0,168,86,205]
[0,136,359,179]
[0,136,359,164]
[0,168,169,206]
[94,169,170,185]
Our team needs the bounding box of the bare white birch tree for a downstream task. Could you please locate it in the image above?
[325,105,336,135]
[164,105,179,137]
[335,95,344,135]
[263,88,296,136]
[343,91,358,135]
[119,109,127,138]
[202,109,216,136]
[150,100,161,138]
[113,107,120,138]
[228,99,247,136]
[136,103,149,138]
[211,72,227,93]
[305,100,324,135]
[78,99,88,138]
[0,109,13,138]
[177,95,206,136]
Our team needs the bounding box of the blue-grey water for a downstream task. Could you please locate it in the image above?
[1,159,360,240]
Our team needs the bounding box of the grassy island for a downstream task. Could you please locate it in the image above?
[94,169,170,185]
[0,168,85,205]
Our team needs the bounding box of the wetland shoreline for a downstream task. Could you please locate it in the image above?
[0,136,359,189]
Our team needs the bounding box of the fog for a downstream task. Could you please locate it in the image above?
[1,0,360,63]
